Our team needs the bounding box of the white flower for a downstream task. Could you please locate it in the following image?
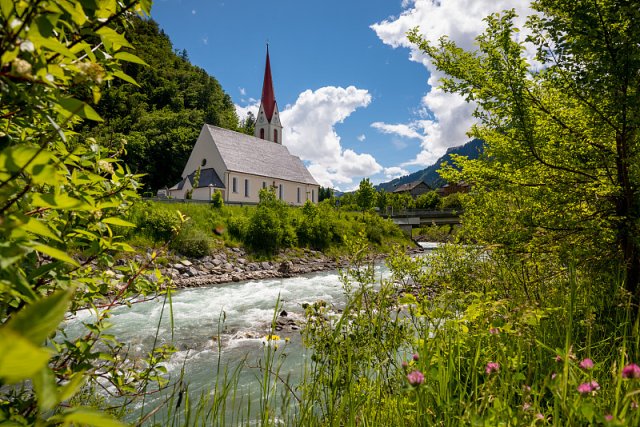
[19,40,34,52]
[10,18,22,29]
[12,58,32,76]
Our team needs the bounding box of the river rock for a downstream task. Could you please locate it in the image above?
[181,259,193,267]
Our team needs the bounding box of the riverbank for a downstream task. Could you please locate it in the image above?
[159,244,427,289]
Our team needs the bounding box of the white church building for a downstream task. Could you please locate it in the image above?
[168,48,319,205]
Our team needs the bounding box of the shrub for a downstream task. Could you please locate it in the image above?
[227,215,249,240]
[246,206,284,253]
[415,191,441,209]
[171,229,211,258]
[138,207,181,242]
[211,190,224,208]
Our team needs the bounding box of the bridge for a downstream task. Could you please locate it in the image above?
[381,209,461,235]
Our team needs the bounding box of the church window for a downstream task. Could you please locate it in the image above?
[260,128,265,139]
[201,158,207,167]
[311,189,315,203]
[274,129,278,143]
[297,187,300,203]
[279,184,283,200]
[232,177,237,193]
[244,179,249,197]
[262,181,267,189]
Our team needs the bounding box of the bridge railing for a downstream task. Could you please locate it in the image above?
[380,209,461,219]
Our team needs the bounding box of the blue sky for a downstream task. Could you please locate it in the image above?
[151,0,534,190]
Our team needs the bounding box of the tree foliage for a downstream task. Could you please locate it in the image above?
[409,0,640,298]
[356,178,377,213]
[0,1,177,424]
[78,18,239,192]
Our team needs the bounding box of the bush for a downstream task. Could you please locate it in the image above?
[137,207,181,242]
[211,190,224,208]
[415,191,441,209]
[171,231,211,258]
[227,215,249,240]
[246,206,284,253]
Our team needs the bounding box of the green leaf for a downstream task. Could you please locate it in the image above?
[96,27,133,51]
[114,51,148,66]
[0,0,14,19]
[32,244,79,267]
[102,217,136,227]
[56,0,87,25]
[0,329,51,383]
[0,145,60,185]
[31,193,90,210]
[29,31,76,58]
[32,367,58,411]
[24,216,62,242]
[7,287,75,344]
[58,408,127,427]
[57,97,103,122]
[58,371,87,402]
[112,70,139,87]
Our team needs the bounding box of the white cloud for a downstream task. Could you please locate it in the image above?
[384,166,409,180]
[192,9,196,15]
[235,100,259,122]
[357,134,366,142]
[371,0,535,166]
[280,86,382,189]
[239,87,246,96]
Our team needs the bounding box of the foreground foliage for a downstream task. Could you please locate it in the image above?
[0,1,176,424]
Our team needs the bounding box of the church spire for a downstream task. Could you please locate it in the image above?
[255,45,283,144]
[261,45,276,122]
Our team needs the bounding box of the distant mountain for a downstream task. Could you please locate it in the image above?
[376,139,483,192]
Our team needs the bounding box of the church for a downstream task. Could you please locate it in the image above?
[168,48,320,205]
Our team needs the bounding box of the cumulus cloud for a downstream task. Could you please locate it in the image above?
[235,100,259,122]
[384,166,409,180]
[280,86,382,189]
[371,0,535,166]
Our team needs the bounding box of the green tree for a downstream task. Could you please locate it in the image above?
[409,1,640,297]
[415,191,441,210]
[0,0,178,424]
[356,178,377,215]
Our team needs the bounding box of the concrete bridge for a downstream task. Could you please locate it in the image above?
[381,209,461,235]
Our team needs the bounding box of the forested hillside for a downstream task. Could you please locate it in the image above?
[79,18,239,192]
[376,138,483,191]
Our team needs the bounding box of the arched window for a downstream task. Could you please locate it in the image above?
[260,128,265,139]
[274,129,278,143]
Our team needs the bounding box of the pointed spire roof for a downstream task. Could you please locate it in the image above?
[260,45,277,122]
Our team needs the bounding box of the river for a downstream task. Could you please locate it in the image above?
[63,243,436,422]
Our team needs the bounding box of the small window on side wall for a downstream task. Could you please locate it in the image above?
[201,158,207,167]
[260,128,265,139]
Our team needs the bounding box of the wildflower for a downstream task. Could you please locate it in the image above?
[577,380,599,395]
[551,372,557,380]
[604,414,613,422]
[265,334,280,341]
[401,360,408,369]
[12,58,32,76]
[412,353,419,361]
[577,382,592,394]
[535,413,545,421]
[579,358,594,370]
[489,327,499,335]
[485,362,500,375]
[555,355,563,363]
[19,39,34,52]
[407,370,424,386]
[98,159,114,175]
[522,402,531,411]
[622,363,640,379]
[632,401,638,410]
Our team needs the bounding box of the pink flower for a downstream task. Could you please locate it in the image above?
[577,382,592,394]
[401,360,408,369]
[551,372,557,380]
[622,363,640,379]
[579,358,594,369]
[535,413,545,420]
[412,353,419,361]
[555,355,563,363]
[604,414,614,422]
[407,370,425,386]
[489,327,499,335]
[632,401,638,410]
[485,362,500,375]
[577,380,600,394]
[522,402,531,411]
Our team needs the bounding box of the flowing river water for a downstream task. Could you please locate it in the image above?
[63,243,438,421]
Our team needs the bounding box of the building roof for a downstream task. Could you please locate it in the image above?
[261,47,277,122]
[170,168,225,190]
[393,180,430,193]
[206,125,319,185]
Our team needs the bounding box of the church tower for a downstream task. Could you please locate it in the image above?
[255,46,283,144]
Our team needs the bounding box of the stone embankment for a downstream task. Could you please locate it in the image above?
[159,245,426,289]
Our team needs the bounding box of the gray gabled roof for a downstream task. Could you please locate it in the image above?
[186,168,225,189]
[393,180,431,193]
[206,125,318,185]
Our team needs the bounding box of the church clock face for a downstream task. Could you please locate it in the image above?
[258,116,265,123]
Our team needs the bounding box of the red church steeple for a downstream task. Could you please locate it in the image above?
[255,45,283,144]
[261,46,276,122]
